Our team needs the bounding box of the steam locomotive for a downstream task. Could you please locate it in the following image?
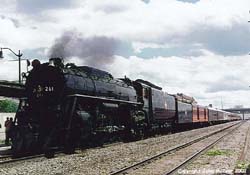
[0,58,240,157]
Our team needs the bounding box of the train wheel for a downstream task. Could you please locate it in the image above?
[63,115,83,154]
[45,150,55,158]
[11,128,24,157]
[63,132,76,154]
[132,127,145,140]
[121,128,133,142]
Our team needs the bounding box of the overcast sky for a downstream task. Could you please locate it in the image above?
[0,0,250,108]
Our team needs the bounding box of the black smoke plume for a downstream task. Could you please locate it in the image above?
[49,30,119,68]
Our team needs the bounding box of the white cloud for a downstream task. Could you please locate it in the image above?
[0,59,28,81]
[0,0,249,109]
[108,53,250,108]
[132,42,174,54]
[0,0,249,51]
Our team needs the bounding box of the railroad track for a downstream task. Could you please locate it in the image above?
[0,153,48,165]
[0,122,243,169]
[110,121,244,175]
[0,140,123,166]
[234,121,250,174]
[0,155,12,163]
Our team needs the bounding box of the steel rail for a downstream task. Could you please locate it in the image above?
[233,121,250,174]
[0,141,123,166]
[0,155,11,159]
[165,121,244,175]
[109,121,243,175]
[0,154,44,165]
[238,121,250,161]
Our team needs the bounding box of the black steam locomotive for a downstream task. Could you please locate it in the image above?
[1,58,239,157]
[11,58,148,156]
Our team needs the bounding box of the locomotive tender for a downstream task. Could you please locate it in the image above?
[2,58,240,156]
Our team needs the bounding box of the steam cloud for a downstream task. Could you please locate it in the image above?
[49,30,119,68]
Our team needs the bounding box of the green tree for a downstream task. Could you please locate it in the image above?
[0,100,18,112]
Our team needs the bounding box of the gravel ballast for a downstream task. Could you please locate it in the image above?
[184,120,250,175]
[0,121,240,175]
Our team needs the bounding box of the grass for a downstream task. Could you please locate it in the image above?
[0,140,12,145]
[206,149,231,156]
[235,161,250,169]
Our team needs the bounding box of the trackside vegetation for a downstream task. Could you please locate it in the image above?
[0,99,18,112]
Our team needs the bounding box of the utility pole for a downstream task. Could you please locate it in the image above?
[220,97,223,109]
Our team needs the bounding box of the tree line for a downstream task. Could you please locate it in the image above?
[0,100,18,113]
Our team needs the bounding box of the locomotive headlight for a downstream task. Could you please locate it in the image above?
[32,85,43,93]
[37,85,43,93]
[32,85,44,98]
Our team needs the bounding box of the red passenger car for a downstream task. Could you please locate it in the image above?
[192,105,208,123]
